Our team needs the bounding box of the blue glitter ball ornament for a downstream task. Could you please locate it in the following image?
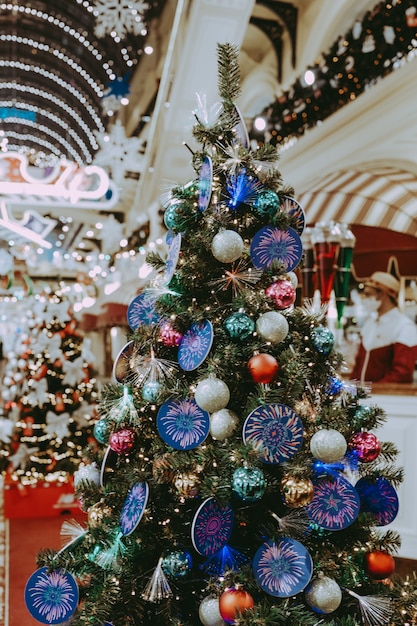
[142,381,161,403]
[253,189,280,217]
[232,466,266,502]
[93,418,112,445]
[224,312,255,340]
[161,550,193,578]
[311,327,335,355]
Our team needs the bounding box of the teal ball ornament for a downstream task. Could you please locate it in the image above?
[232,466,266,502]
[254,189,280,217]
[163,200,199,233]
[93,418,112,445]
[224,312,255,340]
[142,381,161,403]
[161,550,192,578]
[311,327,334,355]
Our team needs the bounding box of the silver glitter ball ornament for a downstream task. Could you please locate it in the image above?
[210,409,238,440]
[211,230,244,263]
[195,377,230,413]
[310,428,347,463]
[305,575,342,614]
[198,596,225,626]
[256,311,289,344]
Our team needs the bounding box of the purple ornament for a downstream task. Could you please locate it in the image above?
[160,321,183,347]
[265,279,296,309]
[348,431,381,463]
[109,428,135,454]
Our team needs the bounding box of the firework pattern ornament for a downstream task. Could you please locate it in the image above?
[157,398,210,451]
[306,475,360,530]
[281,196,306,235]
[127,292,160,331]
[252,539,313,598]
[355,477,399,526]
[250,226,303,272]
[198,156,213,212]
[120,481,149,536]
[243,403,304,464]
[24,567,79,624]
[191,497,234,556]
[178,319,214,371]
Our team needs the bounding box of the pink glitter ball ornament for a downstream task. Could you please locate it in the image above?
[109,428,136,454]
[160,321,183,347]
[265,279,296,309]
[348,431,381,463]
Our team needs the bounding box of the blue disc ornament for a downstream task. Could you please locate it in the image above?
[250,226,302,272]
[198,156,213,212]
[243,403,304,464]
[24,567,79,624]
[306,475,360,530]
[127,292,160,331]
[191,497,234,556]
[224,312,254,341]
[157,398,210,450]
[311,327,335,355]
[178,319,213,371]
[355,476,399,526]
[163,233,182,284]
[253,188,280,218]
[120,481,149,536]
[253,539,313,598]
[281,196,306,234]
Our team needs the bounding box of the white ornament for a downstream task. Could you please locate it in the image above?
[94,119,145,186]
[305,576,342,614]
[211,230,244,263]
[93,0,149,38]
[256,311,289,344]
[286,271,298,289]
[210,409,238,441]
[310,429,347,463]
[199,596,225,626]
[74,462,101,488]
[195,378,230,413]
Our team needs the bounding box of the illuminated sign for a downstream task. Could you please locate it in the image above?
[0,152,118,208]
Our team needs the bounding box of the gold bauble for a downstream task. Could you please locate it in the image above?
[280,475,314,508]
[174,472,199,498]
[88,501,113,527]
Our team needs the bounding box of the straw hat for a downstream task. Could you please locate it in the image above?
[364,271,400,301]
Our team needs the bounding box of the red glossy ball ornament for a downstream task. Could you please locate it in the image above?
[109,428,135,454]
[265,279,296,310]
[160,321,183,347]
[248,353,279,384]
[219,587,254,624]
[364,550,395,580]
[348,431,381,463]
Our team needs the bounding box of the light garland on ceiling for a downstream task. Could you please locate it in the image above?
[1,111,93,163]
[0,34,104,99]
[3,120,87,165]
[0,100,99,154]
[0,3,135,73]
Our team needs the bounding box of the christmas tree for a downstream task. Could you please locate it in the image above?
[30,44,417,625]
[1,291,98,485]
